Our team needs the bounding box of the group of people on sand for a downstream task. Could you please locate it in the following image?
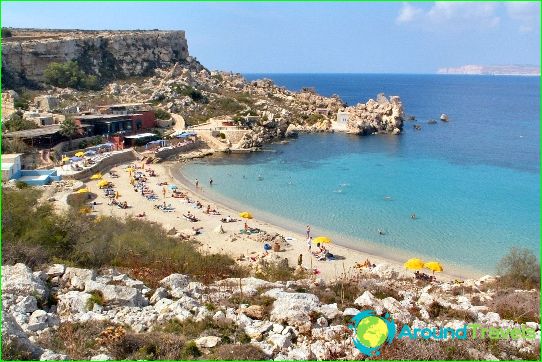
[355,258,375,269]
[414,270,437,282]
[312,242,334,261]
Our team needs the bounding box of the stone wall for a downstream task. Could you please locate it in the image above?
[2,29,189,86]
[62,150,136,180]
[154,140,203,159]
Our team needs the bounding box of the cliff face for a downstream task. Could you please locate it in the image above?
[2,29,190,87]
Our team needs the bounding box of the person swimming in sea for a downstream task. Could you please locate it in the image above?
[411,213,417,220]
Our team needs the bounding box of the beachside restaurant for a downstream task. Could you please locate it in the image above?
[3,124,94,149]
[76,114,135,136]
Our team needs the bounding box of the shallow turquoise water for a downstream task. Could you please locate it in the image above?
[181,75,540,275]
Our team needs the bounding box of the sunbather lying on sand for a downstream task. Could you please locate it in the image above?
[221,216,237,223]
[183,211,199,222]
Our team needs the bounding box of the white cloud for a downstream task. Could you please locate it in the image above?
[505,1,540,32]
[396,2,422,24]
[396,2,501,29]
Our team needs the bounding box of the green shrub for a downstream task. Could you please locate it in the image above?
[86,291,105,310]
[181,341,201,358]
[219,132,226,139]
[1,137,30,154]
[44,61,100,90]
[3,112,38,132]
[2,28,13,38]
[15,181,29,189]
[497,247,540,290]
[2,189,246,284]
[154,108,171,120]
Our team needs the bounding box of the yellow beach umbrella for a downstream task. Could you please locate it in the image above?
[404,258,425,270]
[62,156,70,162]
[125,167,135,172]
[75,188,89,194]
[312,236,332,244]
[75,151,85,157]
[98,179,110,188]
[90,173,102,180]
[239,211,253,219]
[424,261,443,274]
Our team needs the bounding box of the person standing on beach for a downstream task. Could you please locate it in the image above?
[307,236,312,251]
[306,225,311,238]
[195,179,199,188]
[298,254,303,267]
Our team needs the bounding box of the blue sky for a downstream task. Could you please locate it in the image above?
[2,1,540,73]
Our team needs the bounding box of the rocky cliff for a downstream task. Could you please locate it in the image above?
[2,29,190,87]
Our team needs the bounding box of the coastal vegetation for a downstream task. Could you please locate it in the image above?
[1,189,245,286]
[3,112,38,132]
[153,107,171,120]
[44,61,100,91]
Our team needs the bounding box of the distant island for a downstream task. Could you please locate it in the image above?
[437,64,540,76]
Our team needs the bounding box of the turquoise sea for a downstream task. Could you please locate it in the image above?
[181,74,540,275]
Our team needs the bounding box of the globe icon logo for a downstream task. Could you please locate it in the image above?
[349,310,396,356]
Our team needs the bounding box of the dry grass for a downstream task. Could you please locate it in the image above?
[486,289,540,323]
[210,344,268,360]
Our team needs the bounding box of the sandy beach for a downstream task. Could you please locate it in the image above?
[76,155,473,283]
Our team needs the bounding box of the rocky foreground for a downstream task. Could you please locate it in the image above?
[2,263,539,360]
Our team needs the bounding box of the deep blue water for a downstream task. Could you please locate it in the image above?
[182,74,540,275]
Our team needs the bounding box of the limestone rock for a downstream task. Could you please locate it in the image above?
[57,291,92,316]
[2,263,48,299]
[195,336,221,348]
[45,264,65,278]
[62,267,96,290]
[269,291,320,327]
[90,354,113,361]
[39,349,69,361]
[242,305,266,320]
[2,312,43,359]
[84,280,147,307]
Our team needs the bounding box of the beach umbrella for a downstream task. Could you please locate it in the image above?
[90,173,102,180]
[312,236,332,244]
[404,258,425,270]
[75,188,89,194]
[74,151,85,157]
[125,167,135,172]
[424,261,443,274]
[168,184,178,190]
[61,156,70,162]
[239,211,253,219]
[98,179,110,188]
[85,150,97,156]
[70,156,83,162]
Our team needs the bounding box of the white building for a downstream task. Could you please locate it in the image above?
[1,153,22,181]
[336,111,351,124]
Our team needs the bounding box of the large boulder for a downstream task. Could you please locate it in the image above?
[2,312,43,359]
[84,281,148,307]
[159,274,191,297]
[62,267,96,290]
[267,291,320,327]
[2,264,48,299]
[354,291,383,314]
[57,291,93,316]
[195,336,221,348]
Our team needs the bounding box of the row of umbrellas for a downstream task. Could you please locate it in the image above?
[404,258,443,274]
